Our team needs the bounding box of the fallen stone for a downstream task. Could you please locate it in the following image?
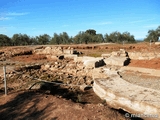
[79,84,89,92]
[104,56,130,66]
[63,49,73,54]
[83,59,105,69]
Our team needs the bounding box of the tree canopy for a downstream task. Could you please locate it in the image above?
[2,26,160,46]
[104,31,135,43]
[36,34,51,45]
[144,26,160,42]
[0,34,12,46]
[12,33,32,46]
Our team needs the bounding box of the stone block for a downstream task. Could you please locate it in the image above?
[104,56,129,66]
[83,59,105,69]
[63,49,73,54]
[64,55,77,59]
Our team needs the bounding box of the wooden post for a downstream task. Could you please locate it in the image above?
[3,66,7,95]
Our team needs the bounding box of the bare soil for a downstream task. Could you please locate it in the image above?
[128,58,160,70]
[0,89,130,120]
[1,43,160,120]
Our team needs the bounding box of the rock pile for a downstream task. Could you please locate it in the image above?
[34,46,81,55]
[33,46,63,55]
[33,46,82,60]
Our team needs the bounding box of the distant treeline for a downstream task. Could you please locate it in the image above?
[0,26,159,46]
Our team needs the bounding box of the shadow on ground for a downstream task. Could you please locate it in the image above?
[0,82,143,120]
[0,90,58,120]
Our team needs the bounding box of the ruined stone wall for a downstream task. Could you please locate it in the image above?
[128,52,160,60]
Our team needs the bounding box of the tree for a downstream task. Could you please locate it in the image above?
[108,31,121,43]
[22,34,30,45]
[50,33,61,45]
[144,26,160,42]
[92,34,104,43]
[50,32,72,45]
[30,37,38,45]
[104,31,135,43]
[81,33,91,44]
[37,34,50,45]
[11,33,30,46]
[122,32,135,43]
[85,29,96,35]
[104,33,112,43]
[60,32,70,44]
[12,34,21,46]
[0,34,12,46]
[73,31,84,44]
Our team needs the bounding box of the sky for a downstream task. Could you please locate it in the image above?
[0,0,160,39]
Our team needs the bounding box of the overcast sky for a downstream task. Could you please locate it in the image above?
[0,0,160,39]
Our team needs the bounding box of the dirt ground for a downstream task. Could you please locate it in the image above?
[0,89,131,120]
[0,43,160,120]
[128,58,160,70]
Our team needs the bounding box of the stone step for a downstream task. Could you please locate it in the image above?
[93,70,160,120]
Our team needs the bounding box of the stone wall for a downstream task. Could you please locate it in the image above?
[128,52,160,60]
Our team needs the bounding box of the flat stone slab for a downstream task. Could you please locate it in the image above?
[104,56,129,66]
[93,70,160,120]
[120,66,160,77]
